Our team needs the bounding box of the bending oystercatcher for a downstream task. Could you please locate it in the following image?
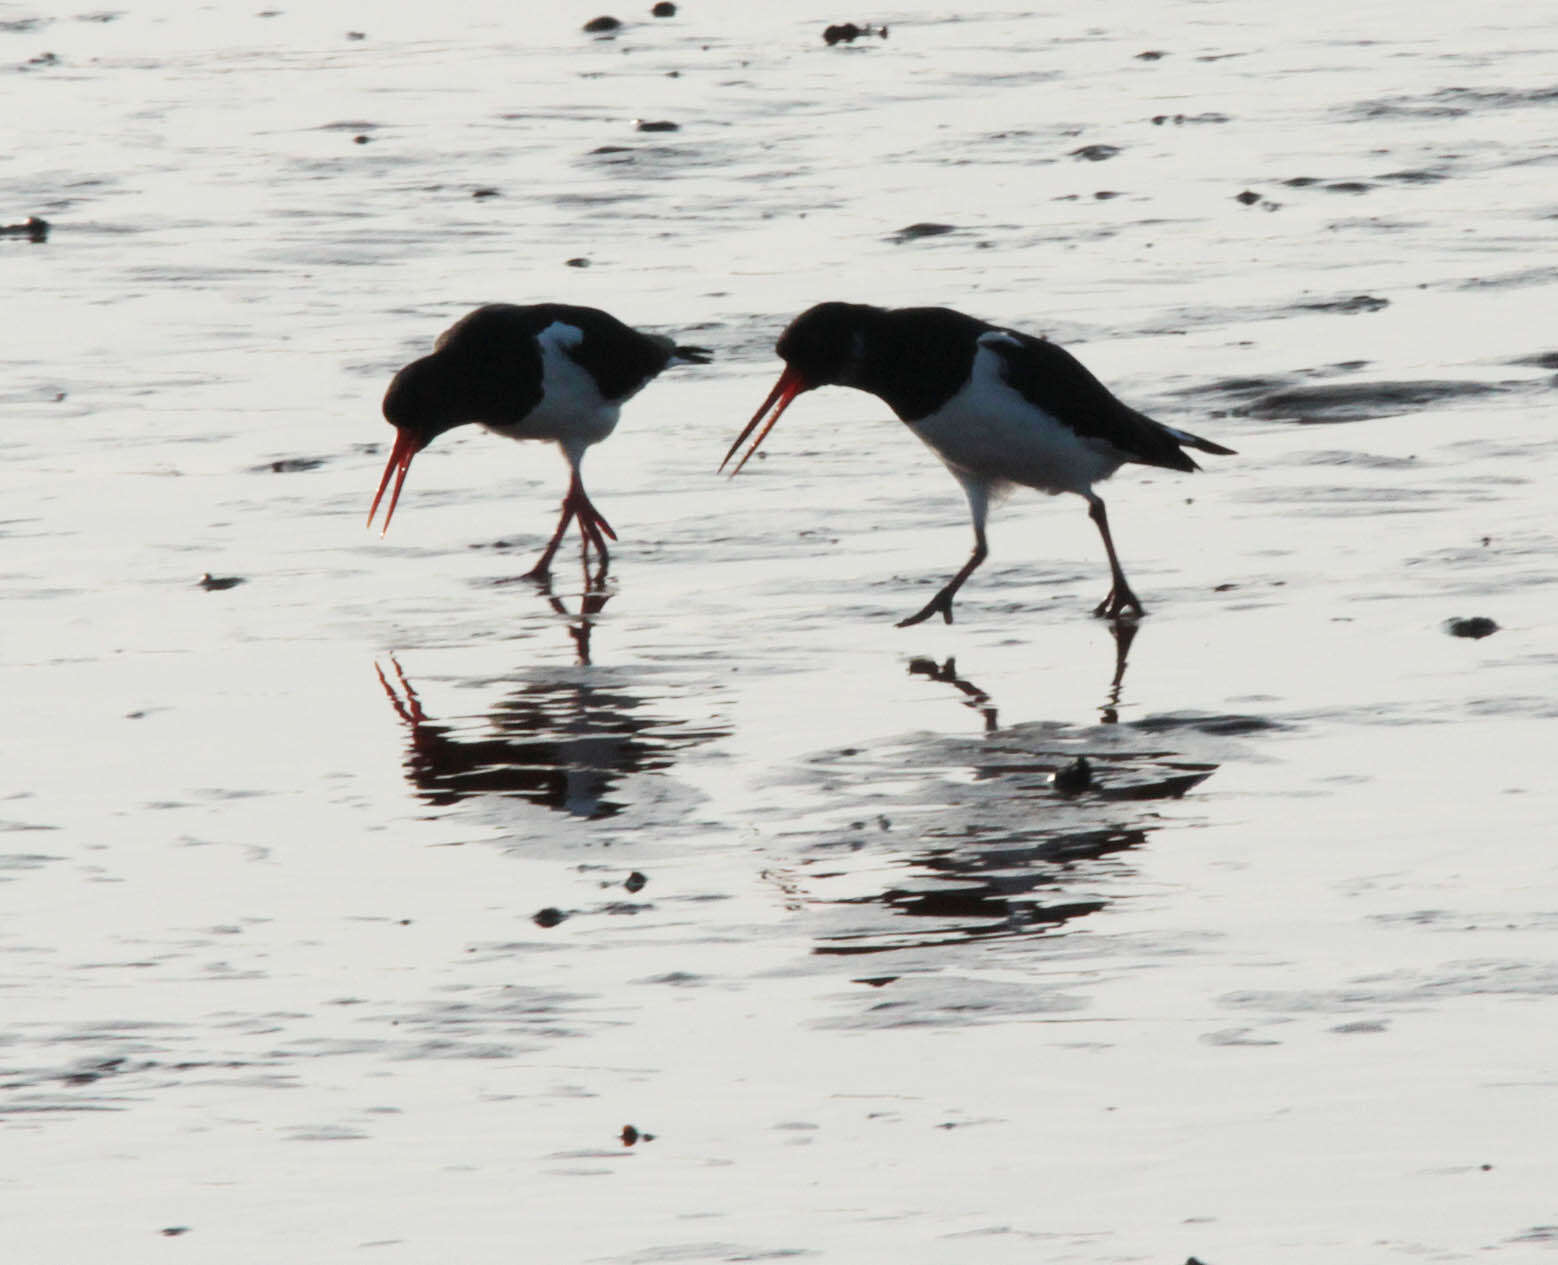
[721,302,1234,626]
[370,303,710,579]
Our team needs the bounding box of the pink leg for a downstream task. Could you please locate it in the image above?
[1087,494,1144,619]
[524,471,616,581]
[898,526,989,628]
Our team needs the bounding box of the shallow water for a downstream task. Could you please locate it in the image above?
[4,3,1557,1261]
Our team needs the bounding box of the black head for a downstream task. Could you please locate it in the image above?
[720,301,886,475]
[381,354,466,445]
[774,301,879,388]
[369,354,468,536]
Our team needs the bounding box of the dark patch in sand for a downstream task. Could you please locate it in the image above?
[1380,168,1447,184]
[1131,712,1285,736]
[252,456,325,473]
[1071,144,1121,162]
[1351,85,1558,120]
[889,222,957,243]
[1236,379,1506,424]
[1298,294,1389,314]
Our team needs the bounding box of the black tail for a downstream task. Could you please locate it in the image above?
[673,343,713,365]
[1179,430,1236,457]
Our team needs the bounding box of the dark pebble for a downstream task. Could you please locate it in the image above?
[823,22,888,45]
[635,118,679,132]
[472,187,500,199]
[620,1123,655,1145]
[624,871,647,892]
[890,221,956,242]
[1071,143,1120,161]
[565,257,591,268]
[533,906,567,928]
[199,573,245,592]
[1051,756,1093,795]
[1444,616,1499,639]
[1136,49,1167,60]
[1235,189,1261,205]
[1,216,49,243]
[583,15,621,32]
[346,30,366,40]
[353,134,371,144]
[651,1,676,14]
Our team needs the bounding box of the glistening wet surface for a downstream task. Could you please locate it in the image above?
[4,3,1557,1262]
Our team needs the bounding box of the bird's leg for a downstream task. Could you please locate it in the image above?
[570,478,616,583]
[522,495,579,581]
[524,470,617,581]
[897,526,989,628]
[1087,494,1145,619]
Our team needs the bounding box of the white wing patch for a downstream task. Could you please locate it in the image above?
[484,320,621,461]
[906,340,1126,496]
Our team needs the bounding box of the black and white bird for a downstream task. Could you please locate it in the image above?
[721,302,1234,626]
[370,303,710,579]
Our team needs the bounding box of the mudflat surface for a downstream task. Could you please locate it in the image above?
[3,4,1556,1262]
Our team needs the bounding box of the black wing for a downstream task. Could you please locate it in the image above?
[982,328,1233,471]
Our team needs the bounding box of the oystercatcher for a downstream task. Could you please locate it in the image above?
[721,302,1234,625]
[370,303,710,579]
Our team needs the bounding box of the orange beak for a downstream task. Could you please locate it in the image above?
[720,365,811,475]
[367,428,424,535]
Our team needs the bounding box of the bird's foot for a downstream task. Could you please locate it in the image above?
[897,589,957,628]
[1093,585,1145,620]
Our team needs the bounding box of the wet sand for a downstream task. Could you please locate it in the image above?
[3,3,1556,1262]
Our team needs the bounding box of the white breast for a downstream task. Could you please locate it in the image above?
[905,342,1125,496]
[483,321,621,463]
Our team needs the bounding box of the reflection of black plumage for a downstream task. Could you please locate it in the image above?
[377,657,727,820]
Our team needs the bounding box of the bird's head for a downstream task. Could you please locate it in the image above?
[368,355,463,536]
[720,302,874,475]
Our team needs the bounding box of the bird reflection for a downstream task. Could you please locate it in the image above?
[814,826,1141,954]
[907,656,998,731]
[375,654,728,819]
[1099,616,1137,724]
[907,616,1140,729]
[528,572,611,665]
[796,720,1216,955]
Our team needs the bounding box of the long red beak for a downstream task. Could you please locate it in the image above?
[367,428,424,535]
[720,365,810,475]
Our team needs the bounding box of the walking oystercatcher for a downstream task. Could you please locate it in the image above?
[370,303,710,579]
[721,302,1234,626]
